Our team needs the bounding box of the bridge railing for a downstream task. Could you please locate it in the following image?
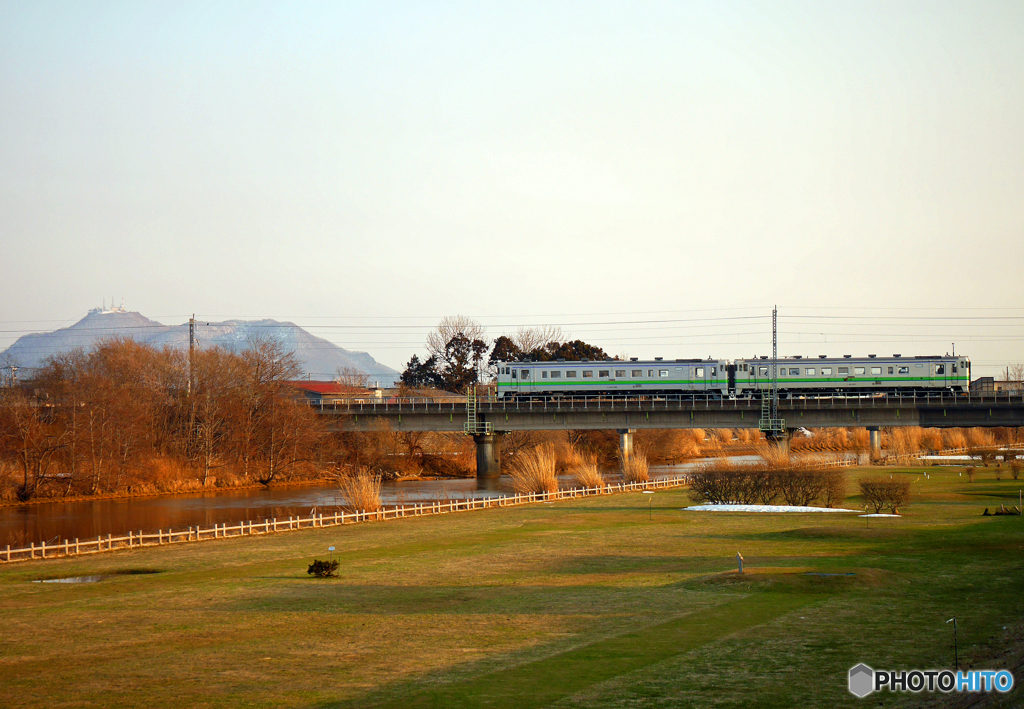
[308,390,1024,414]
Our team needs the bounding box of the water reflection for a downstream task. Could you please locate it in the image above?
[0,476,506,548]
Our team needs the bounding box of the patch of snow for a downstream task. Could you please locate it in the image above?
[858,513,901,518]
[683,504,860,513]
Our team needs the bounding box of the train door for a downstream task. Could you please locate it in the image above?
[727,364,736,395]
[934,361,949,390]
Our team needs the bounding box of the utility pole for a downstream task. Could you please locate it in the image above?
[772,305,779,426]
[188,314,195,397]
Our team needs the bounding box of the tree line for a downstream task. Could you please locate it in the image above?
[399,316,611,391]
[0,337,326,501]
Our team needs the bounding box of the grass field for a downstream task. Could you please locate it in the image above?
[1,466,1022,708]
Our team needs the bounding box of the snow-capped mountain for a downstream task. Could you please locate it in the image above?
[0,308,399,385]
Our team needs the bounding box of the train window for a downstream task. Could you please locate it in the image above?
[711,367,717,376]
[615,370,625,378]
[888,367,894,375]
[806,368,815,376]
[779,369,786,377]
[789,368,800,376]
[759,366,769,376]
[648,370,654,377]
[838,367,848,374]
[935,364,945,375]
[542,371,548,378]
[952,364,957,372]
[822,367,832,375]
[550,371,561,379]
[695,367,704,377]
[521,370,530,379]
[659,370,669,377]
[511,370,517,379]
[854,367,865,375]
[916,363,924,368]
[632,370,642,377]
[582,371,593,378]
[566,371,577,378]
[599,370,609,378]
[871,367,881,375]
[898,366,909,374]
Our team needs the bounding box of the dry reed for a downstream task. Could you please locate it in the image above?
[509,444,559,495]
[337,468,383,512]
[620,450,650,484]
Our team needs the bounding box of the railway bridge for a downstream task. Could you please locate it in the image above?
[313,392,1024,488]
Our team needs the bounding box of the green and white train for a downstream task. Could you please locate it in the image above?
[495,354,970,399]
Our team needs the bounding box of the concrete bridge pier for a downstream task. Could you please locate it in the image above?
[617,429,635,460]
[474,433,503,491]
[867,426,882,461]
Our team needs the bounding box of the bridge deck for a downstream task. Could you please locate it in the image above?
[312,393,1024,431]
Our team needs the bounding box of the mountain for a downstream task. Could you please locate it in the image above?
[0,307,399,385]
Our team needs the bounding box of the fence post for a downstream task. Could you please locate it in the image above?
[107,533,112,551]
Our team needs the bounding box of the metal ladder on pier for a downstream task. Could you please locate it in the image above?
[464,387,493,435]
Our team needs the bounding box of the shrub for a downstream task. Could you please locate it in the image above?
[821,469,847,508]
[307,559,339,578]
[777,468,828,507]
[965,467,976,483]
[510,444,559,494]
[620,450,650,484]
[338,468,382,512]
[1010,461,1021,480]
[859,477,911,514]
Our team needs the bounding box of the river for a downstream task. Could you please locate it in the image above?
[0,453,858,549]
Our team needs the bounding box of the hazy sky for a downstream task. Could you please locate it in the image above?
[2,1,1022,375]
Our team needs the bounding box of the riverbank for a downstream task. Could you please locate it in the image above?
[1,466,1021,707]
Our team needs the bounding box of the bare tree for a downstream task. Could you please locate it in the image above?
[335,367,370,388]
[513,325,564,354]
[0,390,68,500]
[426,316,487,360]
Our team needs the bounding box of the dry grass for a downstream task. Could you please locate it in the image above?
[509,444,559,495]
[967,428,995,448]
[566,448,604,489]
[759,444,791,469]
[943,429,968,449]
[620,450,650,484]
[337,468,383,512]
[886,426,923,458]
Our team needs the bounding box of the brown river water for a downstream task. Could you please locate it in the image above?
[0,477,502,549]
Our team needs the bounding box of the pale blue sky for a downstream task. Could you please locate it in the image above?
[1,2,1022,374]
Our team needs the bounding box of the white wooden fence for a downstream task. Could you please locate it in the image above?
[2,475,690,564]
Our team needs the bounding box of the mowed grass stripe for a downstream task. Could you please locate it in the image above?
[365,592,818,709]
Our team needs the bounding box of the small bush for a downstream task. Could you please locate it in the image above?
[307,559,339,578]
[821,469,847,508]
[965,467,976,482]
[510,444,559,494]
[859,477,911,514]
[1010,461,1021,480]
[620,451,650,484]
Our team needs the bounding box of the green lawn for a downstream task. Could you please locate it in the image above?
[0,466,1022,708]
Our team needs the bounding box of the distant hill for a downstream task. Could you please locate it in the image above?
[0,308,399,385]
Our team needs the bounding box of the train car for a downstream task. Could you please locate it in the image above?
[733,354,970,397]
[495,358,730,399]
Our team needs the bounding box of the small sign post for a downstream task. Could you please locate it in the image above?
[737,552,744,574]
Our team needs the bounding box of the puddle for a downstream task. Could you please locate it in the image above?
[34,575,106,584]
[32,569,160,584]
